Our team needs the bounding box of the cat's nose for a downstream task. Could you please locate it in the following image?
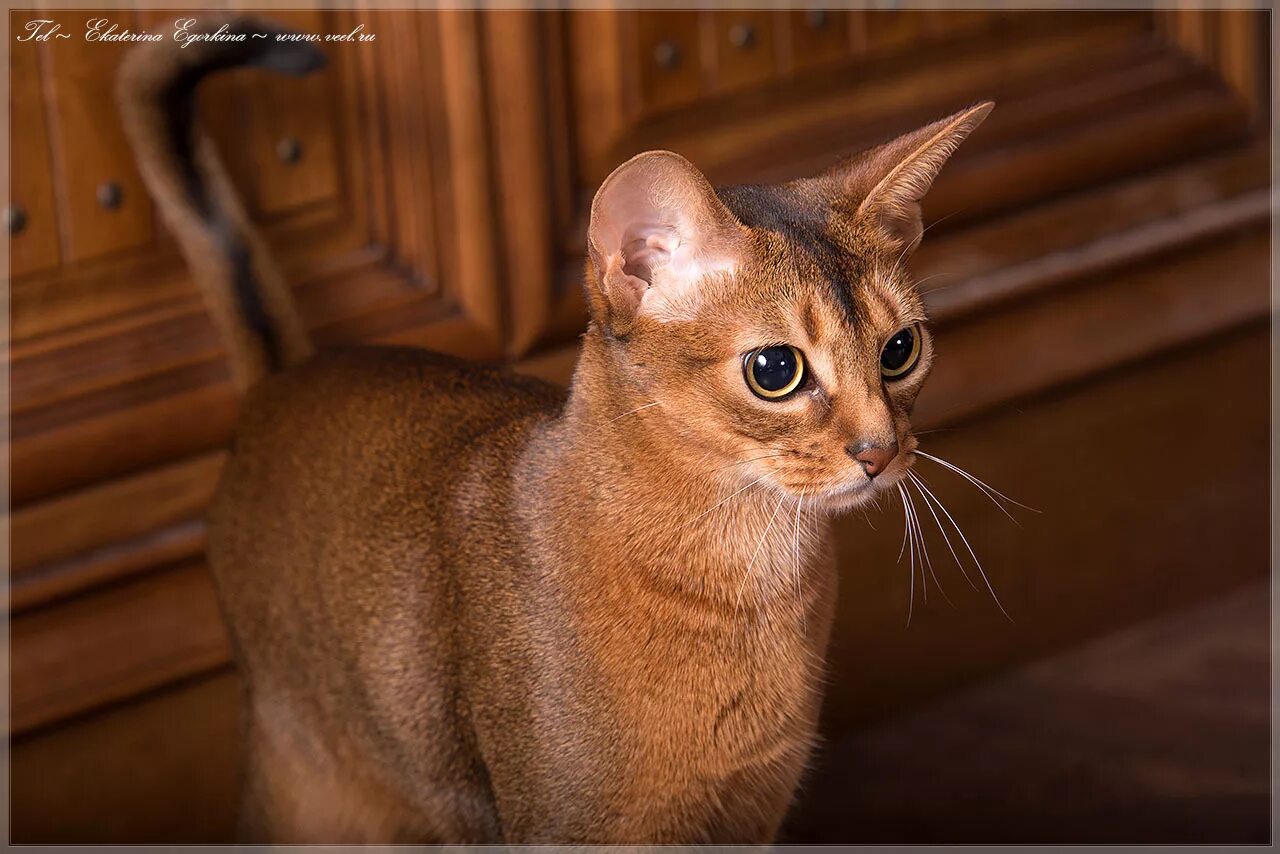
[847,440,899,479]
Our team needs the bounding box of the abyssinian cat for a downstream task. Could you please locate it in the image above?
[119,17,991,844]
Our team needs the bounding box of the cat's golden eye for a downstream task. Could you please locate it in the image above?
[880,324,922,380]
[744,345,805,400]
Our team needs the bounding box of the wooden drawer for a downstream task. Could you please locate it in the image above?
[788,9,853,71]
[242,9,343,215]
[706,10,778,94]
[37,11,154,264]
[634,11,702,114]
[9,28,61,277]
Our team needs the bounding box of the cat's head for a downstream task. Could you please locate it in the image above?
[584,103,991,513]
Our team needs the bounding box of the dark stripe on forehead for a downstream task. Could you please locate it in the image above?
[863,279,902,327]
[717,183,861,325]
[806,234,862,326]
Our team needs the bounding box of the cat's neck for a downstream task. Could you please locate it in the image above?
[527,332,830,613]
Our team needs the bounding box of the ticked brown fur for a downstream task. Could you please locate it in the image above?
[119,16,991,844]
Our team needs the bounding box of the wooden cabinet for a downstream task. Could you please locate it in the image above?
[8,8,1270,841]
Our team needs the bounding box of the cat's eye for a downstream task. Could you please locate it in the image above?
[880,324,922,380]
[744,345,805,400]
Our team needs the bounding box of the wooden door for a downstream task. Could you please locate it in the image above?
[9,8,511,732]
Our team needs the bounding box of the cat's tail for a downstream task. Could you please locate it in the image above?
[117,16,321,391]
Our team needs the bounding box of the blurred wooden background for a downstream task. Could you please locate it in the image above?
[7,8,1271,843]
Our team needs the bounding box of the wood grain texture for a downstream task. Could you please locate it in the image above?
[10,452,224,611]
[432,9,503,343]
[10,9,525,505]
[11,562,231,734]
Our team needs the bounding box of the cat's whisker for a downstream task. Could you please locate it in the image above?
[735,492,788,620]
[897,484,912,564]
[909,271,956,292]
[585,400,661,438]
[684,474,772,530]
[897,484,916,628]
[792,490,806,632]
[915,449,1039,518]
[905,475,954,608]
[908,470,979,593]
[711,453,790,473]
[904,482,925,605]
[909,470,1014,623]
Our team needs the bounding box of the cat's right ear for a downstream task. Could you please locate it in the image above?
[587,151,747,337]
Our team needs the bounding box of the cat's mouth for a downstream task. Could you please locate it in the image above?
[810,444,917,512]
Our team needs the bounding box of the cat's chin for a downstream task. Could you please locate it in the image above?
[812,478,885,514]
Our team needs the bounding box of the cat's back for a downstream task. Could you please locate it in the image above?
[206,345,564,695]
[211,345,563,555]
[232,345,563,453]
[212,345,557,514]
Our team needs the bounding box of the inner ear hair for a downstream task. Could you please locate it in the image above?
[831,101,993,256]
[586,150,746,336]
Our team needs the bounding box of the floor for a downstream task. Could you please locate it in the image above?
[781,580,1271,844]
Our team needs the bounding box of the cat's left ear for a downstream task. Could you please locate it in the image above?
[819,102,993,257]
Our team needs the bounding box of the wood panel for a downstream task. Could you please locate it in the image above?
[37,11,154,263]
[11,562,230,734]
[787,9,852,72]
[534,8,1261,353]
[706,10,778,94]
[243,9,343,215]
[862,8,934,51]
[9,16,61,278]
[483,10,557,356]
[633,11,703,115]
[8,9,509,508]
[9,452,223,610]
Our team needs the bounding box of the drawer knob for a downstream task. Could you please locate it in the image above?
[805,9,829,29]
[5,205,27,236]
[729,22,757,49]
[276,136,303,165]
[97,182,123,211]
[653,40,681,70]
